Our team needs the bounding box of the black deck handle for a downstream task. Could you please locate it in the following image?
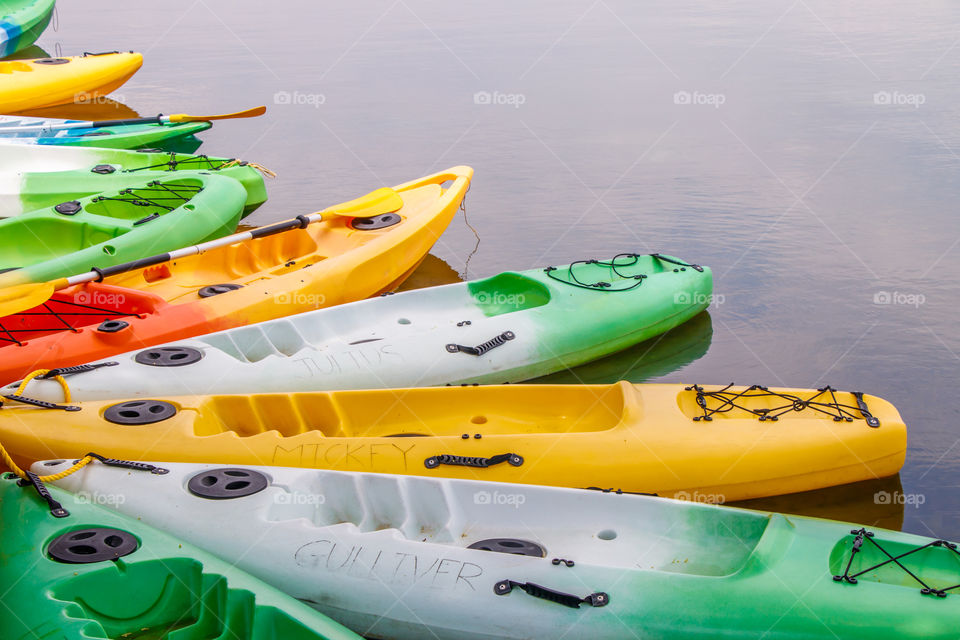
[446,331,515,356]
[494,580,609,608]
[852,392,880,427]
[424,453,523,469]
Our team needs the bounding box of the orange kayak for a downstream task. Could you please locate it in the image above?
[0,166,471,384]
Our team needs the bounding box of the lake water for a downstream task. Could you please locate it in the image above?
[34,0,960,538]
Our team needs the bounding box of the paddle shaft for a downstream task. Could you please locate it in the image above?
[64,213,324,287]
[0,107,266,135]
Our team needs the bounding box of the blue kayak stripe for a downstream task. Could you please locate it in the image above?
[0,21,23,58]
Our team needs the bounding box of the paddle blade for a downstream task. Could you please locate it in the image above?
[327,187,404,217]
[168,106,267,123]
[0,282,56,318]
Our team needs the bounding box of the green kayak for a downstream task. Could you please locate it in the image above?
[41,459,960,640]
[0,115,211,150]
[0,145,269,218]
[0,172,246,285]
[0,473,362,640]
[0,0,54,58]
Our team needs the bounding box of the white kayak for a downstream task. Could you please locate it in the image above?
[12,254,712,401]
[40,460,960,640]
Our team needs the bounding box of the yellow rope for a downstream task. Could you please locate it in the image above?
[219,159,277,178]
[0,369,94,482]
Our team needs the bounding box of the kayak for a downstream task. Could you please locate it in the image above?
[0,114,210,148]
[0,0,54,58]
[9,253,712,400]
[2,382,905,501]
[0,172,245,285]
[0,166,470,383]
[0,144,269,217]
[0,473,363,640]
[0,51,142,112]
[40,460,957,640]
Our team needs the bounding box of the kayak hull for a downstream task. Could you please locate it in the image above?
[0,115,211,149]
[41,460,956,640]
[0,166,471,383]
[1,381,907,501]
[0,473,362,639]
[0,52,143,112]
[0,0,54,58]
[10,254,713,399]
[0,144,268,217]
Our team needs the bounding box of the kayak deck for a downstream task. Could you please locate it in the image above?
[0,382,906,501]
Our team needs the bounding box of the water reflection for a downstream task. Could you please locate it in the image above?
[733,475,905,532]
[531,311,713,384]
[19,98,140,120]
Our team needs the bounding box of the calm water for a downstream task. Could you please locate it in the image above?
[36,1,960,538]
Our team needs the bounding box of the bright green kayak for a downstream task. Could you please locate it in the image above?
[0,0,54,58]
[0,145,268,218]
[0,172,246,285]
[0,472,363,639]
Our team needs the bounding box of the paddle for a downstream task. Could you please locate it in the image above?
[0,106,266,135]
[0,186,403,318]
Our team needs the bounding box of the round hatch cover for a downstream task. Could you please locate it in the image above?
[198,283,242,298]
[134,346,203,367]
[187,468,269,499]
[103,400,177,425]
[48,527,138,564]
[467,538,545,557]
[351,213,401,230]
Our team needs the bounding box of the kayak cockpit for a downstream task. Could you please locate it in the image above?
[194,385,629,438]
[466,272,551,317]
[262,469,773,578]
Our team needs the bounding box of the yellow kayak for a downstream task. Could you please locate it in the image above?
[0,51,142,113]
[0,381,906,501]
